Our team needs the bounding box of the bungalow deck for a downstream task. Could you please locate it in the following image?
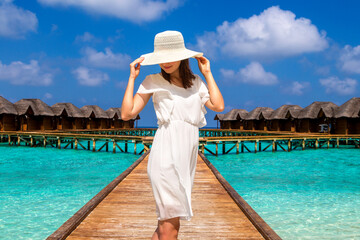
[47,151,281,240]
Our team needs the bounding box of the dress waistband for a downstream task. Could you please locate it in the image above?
[158,119,199,128]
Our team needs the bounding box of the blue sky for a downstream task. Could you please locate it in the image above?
[1,0,360,127]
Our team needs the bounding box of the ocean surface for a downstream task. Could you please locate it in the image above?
[207,148,360,239]
[1,141,359,239]
[0,144,139,239]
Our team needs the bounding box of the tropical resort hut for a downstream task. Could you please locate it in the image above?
[296,101,338,133]
[105,108,140,129]
[220,109,248,130]
[333,97,360,134]
[80,105,110,130]
[268,105,302,132]
[244,107,274,131]
[14,99,55,131]
[214,113,225,129]
[51,103,86,130]
[0,96,18,131]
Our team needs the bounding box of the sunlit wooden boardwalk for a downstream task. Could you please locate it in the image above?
[48,151,281,239]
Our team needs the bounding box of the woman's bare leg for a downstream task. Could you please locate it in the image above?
[151,224,160,240]
[152,217,180,240]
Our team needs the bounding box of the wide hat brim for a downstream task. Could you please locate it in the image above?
[140,49,203,66]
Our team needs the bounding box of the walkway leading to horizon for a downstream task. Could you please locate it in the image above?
[48,152,281,239]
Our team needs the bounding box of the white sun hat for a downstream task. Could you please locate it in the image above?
[140,30,203,66]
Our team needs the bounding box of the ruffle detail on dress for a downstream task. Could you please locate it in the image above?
[137,74,174,125]
[197,75,210,128]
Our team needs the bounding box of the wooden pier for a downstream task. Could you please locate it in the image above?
[1,130,359,156]
[47,151,281,239]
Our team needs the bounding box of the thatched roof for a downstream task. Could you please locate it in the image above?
[335,97,360,118]
[297,101,338,119]
[245,107,274,120]
[14,99,54,116]
[0,96,18,115]
[214,113,225,121]
[222,109,248,121]
[105,108,140,120]
[51,103,85,118]
[81,105,109,119]
[270,105,303,120]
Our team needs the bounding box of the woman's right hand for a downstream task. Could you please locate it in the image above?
[129,57,145,80]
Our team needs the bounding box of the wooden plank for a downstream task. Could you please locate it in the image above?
[48,152,280,239]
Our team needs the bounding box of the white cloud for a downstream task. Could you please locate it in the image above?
[340,45,360,74]
[285,81,310,95]
[44,93,53,99]
[0,0,38,38]
[81,47,131,69]
[38,0,180,23]
[0,60,53,85]
[73,67,109,86]
[221,62,278,85]
[319,76,357,95]
[196,6,328,58]
[75,32,99,43]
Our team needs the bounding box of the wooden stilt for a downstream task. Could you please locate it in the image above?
[236,141,239,154]
[113,140,116,153]
[58,137,61,149]
[92,139,96,152]
[75,138,78,150]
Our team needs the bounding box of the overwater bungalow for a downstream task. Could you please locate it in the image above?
[14,99,55,131]
[268,105,302,132]
[220,109,248,130]
[51,103,86,130]
[0,96,18,131]
[106,108,140,129]
[244,107,274,131]
[334,97,360,134]
[81,105,110,129]
[296,101,338,133]
[214,113,225,129]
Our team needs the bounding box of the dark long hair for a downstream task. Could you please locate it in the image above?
[161,59,195,89]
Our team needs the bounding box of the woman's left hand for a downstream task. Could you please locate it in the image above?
[196,56,211,75]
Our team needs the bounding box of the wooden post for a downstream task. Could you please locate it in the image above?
[106,142,108,152]
[75,138,78,150]
[30,136,33,147]
[57,137,61,149]
[215,142,218,156]
[17,135,20,146]
[241,142,244,153]
[236,141,239,154]
[288,139,292,152]
[255,140,258,153]
[336,138,339,148]
[222,141,225,154]
[92,138,96,152]
[125,141,128,152]
[302,138,306,150]
[43,136,47,148]
[134,141,137,154]
[315,138,319,149]
[8,135,11,145]
[201,144,204,154]
[327,138,330,149]
[272,140,276,152]
[259,141,261,152]
[113,140,116,153]
[87,141,90,150]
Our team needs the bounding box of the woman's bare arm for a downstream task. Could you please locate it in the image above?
[121,57,152,121]
[196,56,225,112]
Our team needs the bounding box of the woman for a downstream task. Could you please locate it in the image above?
[121,30,224,240]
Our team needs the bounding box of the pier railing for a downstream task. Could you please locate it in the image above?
[1,129,359,155]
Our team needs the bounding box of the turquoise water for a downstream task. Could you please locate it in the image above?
[0,144,138,240]
[207,148,360,239]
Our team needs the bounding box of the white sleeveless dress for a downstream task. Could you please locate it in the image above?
[136,73,210,221]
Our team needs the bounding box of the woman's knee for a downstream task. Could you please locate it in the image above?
[158,217,180,239]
